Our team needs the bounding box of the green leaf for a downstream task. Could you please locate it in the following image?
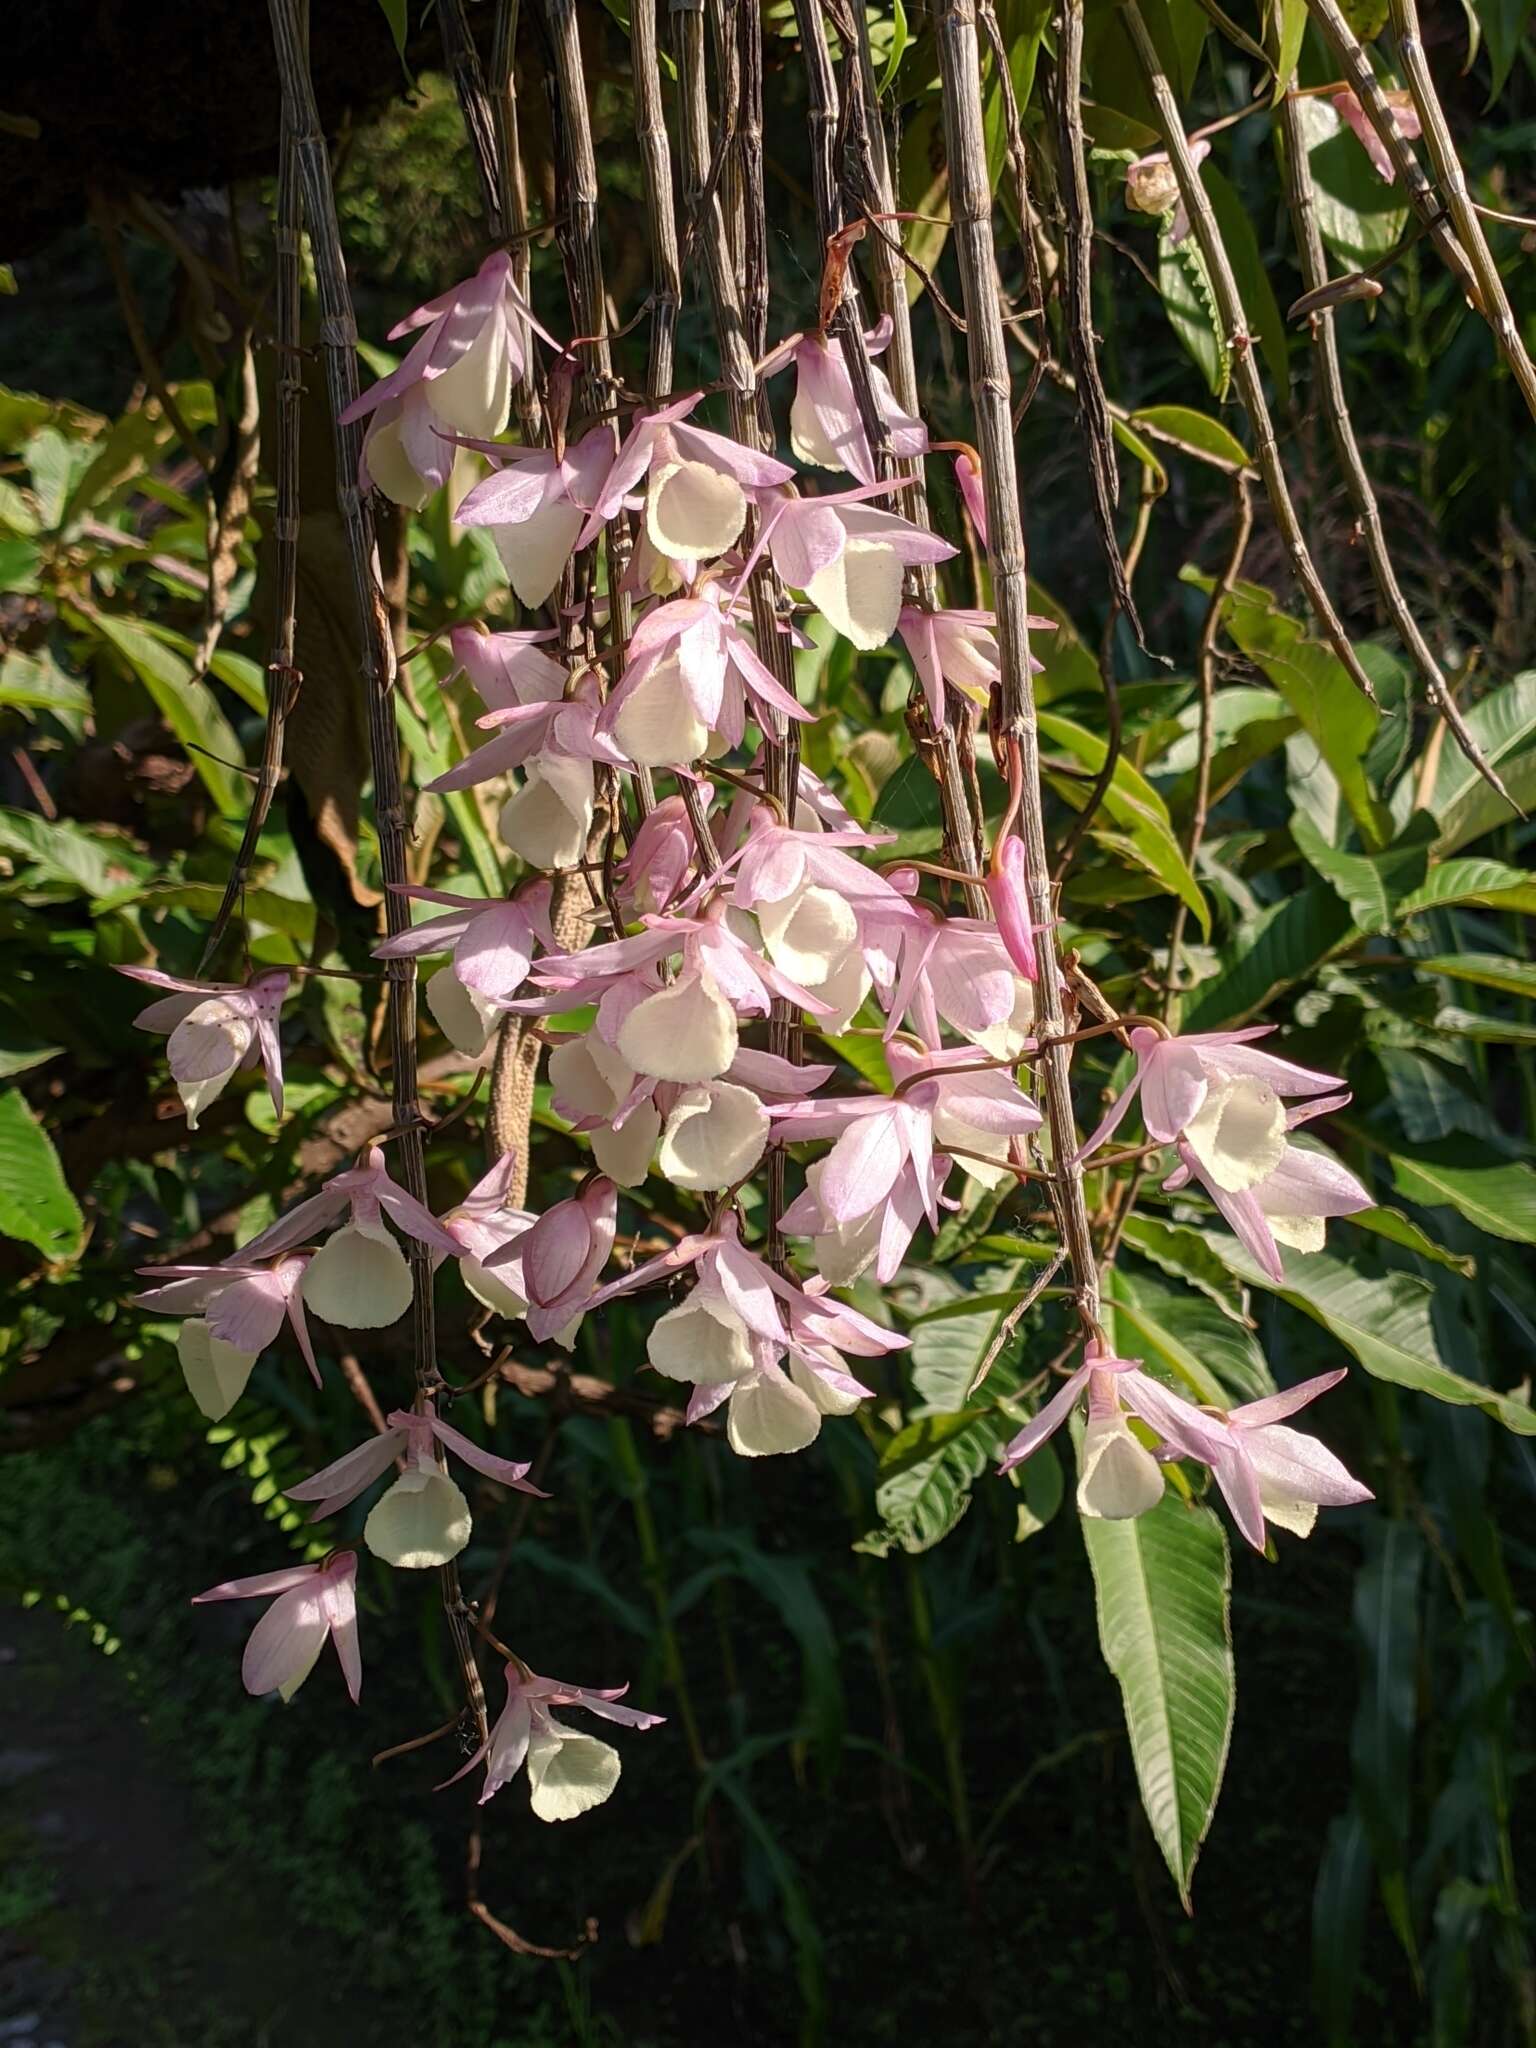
[1027,581,1105,702]
[859,1405,1017,1556]
[909,1270,1029,1409]
[1412,951,1536,998]
[1479,0,1536,98]
[1130,403,1251,471]
[878,0,910,94]
[1159,229,1228,399]
[1348,1521,1423,1969]
[1344,1206,1475,1275]
[80,609,244,818]
[0,808,139,896]
[395,687,503,899]
[1220,619,1388,848]
[1081,1487,1235,1907]
[1290,810,1432,933]
[1041,710,1209,934]
[1291,93,1408,269]
[1182,884,1354,1030]
[1203,163,1289,398]
[1105,1263,1275,1404]
[687,1530,843,1765]
[1110,416,1168,492]
[1117,1212,1251,1318]
[1387,1141,1536,1245]
[1396,855,1536,919]
[1410,672,1536,852]
[0,647,91,717]
[0,1087,84,1259]
[375,0,409,58]
[1202,1239,1536,1435]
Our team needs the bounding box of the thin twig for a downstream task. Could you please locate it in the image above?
[199,130,305,972]
[1278,90,1518,813]
[1122,0,1379,706]
[265,0,488,1748]
[1053,0,1146,647]
[934,0,1102,1339]
[1164,474,1253,1012]
[1388,0,1536,425]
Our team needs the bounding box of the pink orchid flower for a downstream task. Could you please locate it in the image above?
[373,878,553,1006]
[751,482,955,651]
[513,898,834,1085]
[1331,89,1421,184]
[897,607,1051,728]
[881,883,1036,1055]
[999,1344,1184,1520]
[953,446,987,545]
[436,1152,537,1322]
[339,252,537,506]
[224,1144,464,1333]
[758,316,928,484]
[984,834,1056,986]
[771,1042,1042,1279]
[444,1662,664,1817]
[442,624,566,712]
[1124,138,1211,245]
[138,1249,318,1417]
[620,792,700,915]
[286,1407,546,1569]
[120,966,288,1128]
[1075,1024,1346,1165]
[193,1551,361,1704]
[485,1176,617,1343]
[575,391,794,559]
[598,584,811,768]
[1163,1096,1372,1284]
[453,424,614,607]
[1140,1368,1373,1550]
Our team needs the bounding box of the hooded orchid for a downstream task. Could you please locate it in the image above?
[1124,138,1212,245]
[1331,88,1422,184]
[224,1145,464,1333]
[998,1344,1192,1521]
[286,1407,546,1569]
[193,1552,361,1704]
[120,966,289,1128]
[1164,1106,1372,1284]
[138,1251,318,1418]
[574,391,794,562]
[340,252,537,506]
[373,879,553,1015]
[445,1662,664,1817]
[881,879,1036,1055]
[1143,1368,1373,1550]
[896,607,1051,729]
[753,482,956,651]
[597,584,811,768]
[483,1176,617,1344]
[435,1153,537,1321]
[758,316,928,484]
[772,1042,1042,1281]
[453,423,614,606]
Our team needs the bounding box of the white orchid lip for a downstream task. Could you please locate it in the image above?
[302,1224,414,1330]
[754,884,859,989]
[364,1467,473,1569]
[618,971,739,1084]
[658,1082,769,1191]
[178,1317,258,1421]
[649,1295,754,1384]
[1183,1076,1287,1194]
[646,458,748,562]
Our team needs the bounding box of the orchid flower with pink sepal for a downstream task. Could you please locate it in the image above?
[120,965,289,1128]
[758,314,928,484]
[453,423,614,607]
[1330,89,1421,184]
[435,1152,537,1323]
[750,480,956,652]
[482,1176,617,1345]
[443,1662,664,1818]
[138,1249,317,1418]
[897,606,1052,728]
[286,1406,547,1569]
[193,1552,361,1705]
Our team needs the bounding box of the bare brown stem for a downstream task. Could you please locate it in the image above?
[1122,0,1379,706]
[934,0,1101,1332]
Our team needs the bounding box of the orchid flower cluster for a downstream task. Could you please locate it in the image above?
[126,247,1374,1821]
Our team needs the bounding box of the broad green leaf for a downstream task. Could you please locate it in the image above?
[0,808,143,897]
[1042,711,1209,933]
[1348,1522,1423,1967]
[0,1086,84,1258]
[1105,1263,1274,1404]
[1291,94,1408,269]
[1480,0,1536,97]
[1203,1239,1536,1435]
[909,1268,1028,1409]
[0,647,91,717]
[1182,884,1354,1030]
[1130,403,1250,472]
[80,609,244,819]
[1265,0,1308,100]
[1396,855,1536,919]
[375,0,409,58]
[898,103,950,305]
[395,689,503,899]
[1081,1486,1234,1907]
[1435,1003,1536,1047]
[1344,1206,1475,1275]
[1387,1142,1536,1245]
[858,1405,1016,1556]
[1290,810,1432,933]
[1117,1212,1251,1318]
[1220,619,1387,848]
[1027,581,1104,702]
[1408,672,1536,852]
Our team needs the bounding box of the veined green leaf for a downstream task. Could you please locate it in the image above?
[1182,884,1354,1031]
[1410,672,1536,853]
[1412,951,1536,998]
[1130,403,1250,472]
[1117,1211,1251,1319]
[1291,810,1432,934]
[1082,1486,1235,1907]
[1396,856,1536,919]
[79,608,244,819]
[0,1086,84,1259]
[1387,1142,1536,1246]
[1203,1239,1536,1435]
[1105,1262,1274,1404]
[1344,1206,1475,1276]
[1291,93,1408,269]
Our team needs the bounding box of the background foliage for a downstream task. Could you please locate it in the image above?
[2,2,1534,2043]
